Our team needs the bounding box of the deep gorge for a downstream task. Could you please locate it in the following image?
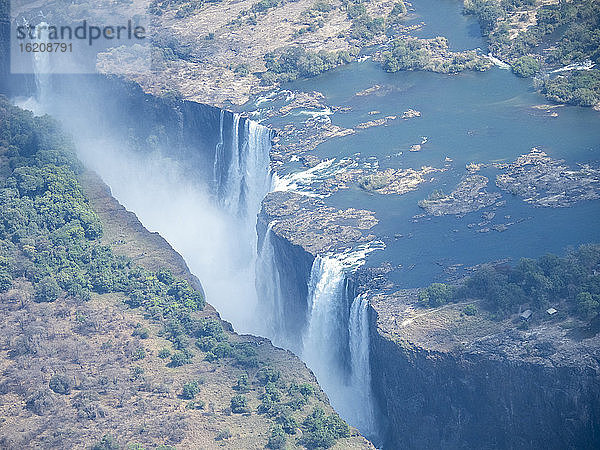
[8,68,600,449]
[10,72,382,443]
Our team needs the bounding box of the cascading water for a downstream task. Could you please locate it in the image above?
[20,53,381,441]
[348,294,377,436]
[255,221,289,347]
[300,252,379,439]
[302,255,349,378]
[217,115,272,226]
[213,109,225,198]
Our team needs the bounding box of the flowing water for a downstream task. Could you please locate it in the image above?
[12,0,600,445]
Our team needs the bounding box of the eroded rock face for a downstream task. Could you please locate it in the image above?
[495,148,600,207]
[259,191,378,255]
[419,174,502,216]
[368,290,600,449]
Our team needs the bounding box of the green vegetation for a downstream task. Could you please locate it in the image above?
[181,380,202,399]
[0,99,353,449]
[132,324,150,339]
[148,0,225,18]
[261,47,356,84]
[158,347,171,359]
[294,0,334,36]
[464,0,600,105]
[418,245,600,321]
[381,37,493,73]
[91,434,119,450]
[266,424,287,449]
[536,70,600,107]
[511,54,541,77]
[215,429,232,441]
[418,283,457,307]
[463,304,478,316]
[0,97,206,372]
[299,407,350,449]
[49,374,71,395]
[230,394,250,413]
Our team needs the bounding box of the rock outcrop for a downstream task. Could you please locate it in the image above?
[368,290,600,449]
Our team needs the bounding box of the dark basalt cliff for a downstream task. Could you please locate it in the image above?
[368,291,600,450]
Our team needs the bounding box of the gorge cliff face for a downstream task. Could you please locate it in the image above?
[368,291,600,450]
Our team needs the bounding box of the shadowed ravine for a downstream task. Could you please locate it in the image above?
[16,73,382,443]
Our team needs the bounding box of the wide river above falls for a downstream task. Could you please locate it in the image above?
[250,0,600,288]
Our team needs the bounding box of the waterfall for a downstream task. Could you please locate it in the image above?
[302,255,349,377]
[213,109,225,198]
[218,114,272,225]
[348,294,376,436]
[255,222,289,347]
[299,252,379,440]
[222,114,242,213]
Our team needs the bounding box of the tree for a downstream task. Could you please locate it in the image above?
[577,292,599,318]
[511,55,540,77]
[181,381,201,399]
[34,276,61,302]
[266,425,286,449]
[230,394,249,413]
[418,283,456,307]
[91,434,119,450]
[49,374,71,395]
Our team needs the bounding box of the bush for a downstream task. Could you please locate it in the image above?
[132,347,146,360]
[511,55,540,77]
[418,283,456,307]
[215,429,232,441]
[230,394,250,413]
[158,348,171,359]
[234,374,250,392]
[266,424,286,449]
[49,374,71,395]
[34,276,61,302]
[181,380,201,399]
[132,324,150,339]
[462,305,478,316]
[300,407,350,449]
[168,349,192,367]
[0,270,12,292]
[256,367,281,385]
[91,434,119,450]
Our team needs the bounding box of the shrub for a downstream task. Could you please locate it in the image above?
[34,276,61,302]
[234,374,250,392]
[462,305,478,316]
[49,374,71,395]
[168,349,192,367]
[256,367,281,385]
[511,55,540,77]
[418,283,456,307]
[266,424,286,449]
[158,348,171,359]
[300,407,349,448]
[230,394,250,413]
[91,435,119,450]
[181,381,201,399]
[0,270,12,292]
[186,400,205,410]
[132,347,146,361]
[215,429,232,441]
[132,324,150,339]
